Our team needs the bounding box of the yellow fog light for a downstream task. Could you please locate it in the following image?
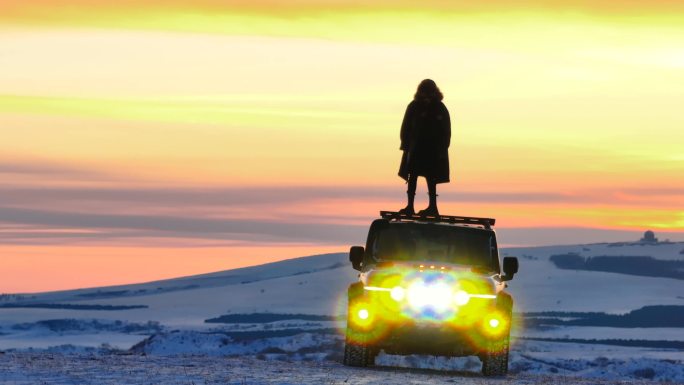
[453,290,470,306]
[349,303,374,329]
[483,314,507,337]
[390,286,405,302]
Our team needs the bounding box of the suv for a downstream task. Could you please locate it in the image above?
[342,211,519,376]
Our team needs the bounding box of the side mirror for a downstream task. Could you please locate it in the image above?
[501,256,519,281]
[349,246,365,271]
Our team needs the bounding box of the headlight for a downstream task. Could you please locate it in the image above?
[390,286,405,301]
[482,313,508,336]
[349,303,374,329]
[407,282,452,311]
[453,290,470,306]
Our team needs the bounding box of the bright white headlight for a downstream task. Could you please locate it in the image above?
[407,282,453,311]
[407,282,428,308]
[430,283,453,311]
[453,290,470,306]
[390,286,405,301]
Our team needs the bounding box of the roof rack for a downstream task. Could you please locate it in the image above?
[379,211,496,229]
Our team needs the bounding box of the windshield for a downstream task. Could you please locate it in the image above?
[371,223,496,270]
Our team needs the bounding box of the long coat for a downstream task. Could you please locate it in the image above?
[398,99,451,184]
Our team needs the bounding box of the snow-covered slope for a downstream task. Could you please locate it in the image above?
[503,242,684,313]
[0,252,353,328]
[3,242,682,326]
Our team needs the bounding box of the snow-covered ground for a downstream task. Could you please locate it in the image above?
[1,241,682,382]
[1,351,681,385]
[520,326,684,341]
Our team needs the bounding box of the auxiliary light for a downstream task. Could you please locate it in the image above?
[453,290,470,306]
[349,302,374,329]
[364,281,496,310]
[407,281,453,311]
[482,313,508,336]
[390,286,406,301]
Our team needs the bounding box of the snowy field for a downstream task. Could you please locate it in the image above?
[1,241,682,382]
[1,352,682,385]
[520,326,684,342]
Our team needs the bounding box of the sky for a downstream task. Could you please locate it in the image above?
[1,1,683,293]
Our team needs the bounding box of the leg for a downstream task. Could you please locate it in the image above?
[399,174,417,215]
[418,178,439,216]
[428,179,439,214]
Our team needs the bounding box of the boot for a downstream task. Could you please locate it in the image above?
[398,192,415,216]
[418,193,439,217]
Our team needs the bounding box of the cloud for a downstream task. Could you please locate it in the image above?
[0,160,102,178]
[0,158,129,185]
[0,184,680,209]
[0,160,681,247]
[0,206,365,245]
[0,186,387,206]
[495,227,683,247]
[3,1,682,22]
[1,159,678,206]
[2,205,682,248]
[616,187,684,197]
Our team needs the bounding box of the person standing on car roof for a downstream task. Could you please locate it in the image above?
[397,79,451,217]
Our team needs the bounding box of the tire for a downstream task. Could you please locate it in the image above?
[481,294,513,376]
[481,335,509,376]
[344,283,377,367]
[343,331,376,367]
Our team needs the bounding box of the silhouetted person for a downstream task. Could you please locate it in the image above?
[398,79,451,216]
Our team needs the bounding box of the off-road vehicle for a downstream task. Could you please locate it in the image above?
[343,211,519,376]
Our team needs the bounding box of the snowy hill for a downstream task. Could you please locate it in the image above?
[2,242,682,325]
[1,241,683,381]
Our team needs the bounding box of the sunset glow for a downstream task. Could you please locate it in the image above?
[1,1,682,292]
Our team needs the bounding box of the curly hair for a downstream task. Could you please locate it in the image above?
[414,79,443,102]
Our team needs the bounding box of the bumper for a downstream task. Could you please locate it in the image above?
[380,321,486,356]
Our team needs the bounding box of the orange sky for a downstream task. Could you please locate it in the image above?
[0,0,682,293]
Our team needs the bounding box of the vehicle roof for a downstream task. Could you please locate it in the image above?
[379,211,495,229]
[386,220,495,233]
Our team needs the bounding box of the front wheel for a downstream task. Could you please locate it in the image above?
[343,330,376,367]
[481,335,510,376]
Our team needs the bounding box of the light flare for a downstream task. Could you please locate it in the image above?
[390,286,405,301]
[453,290,470,306]
[406,281,454,312]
